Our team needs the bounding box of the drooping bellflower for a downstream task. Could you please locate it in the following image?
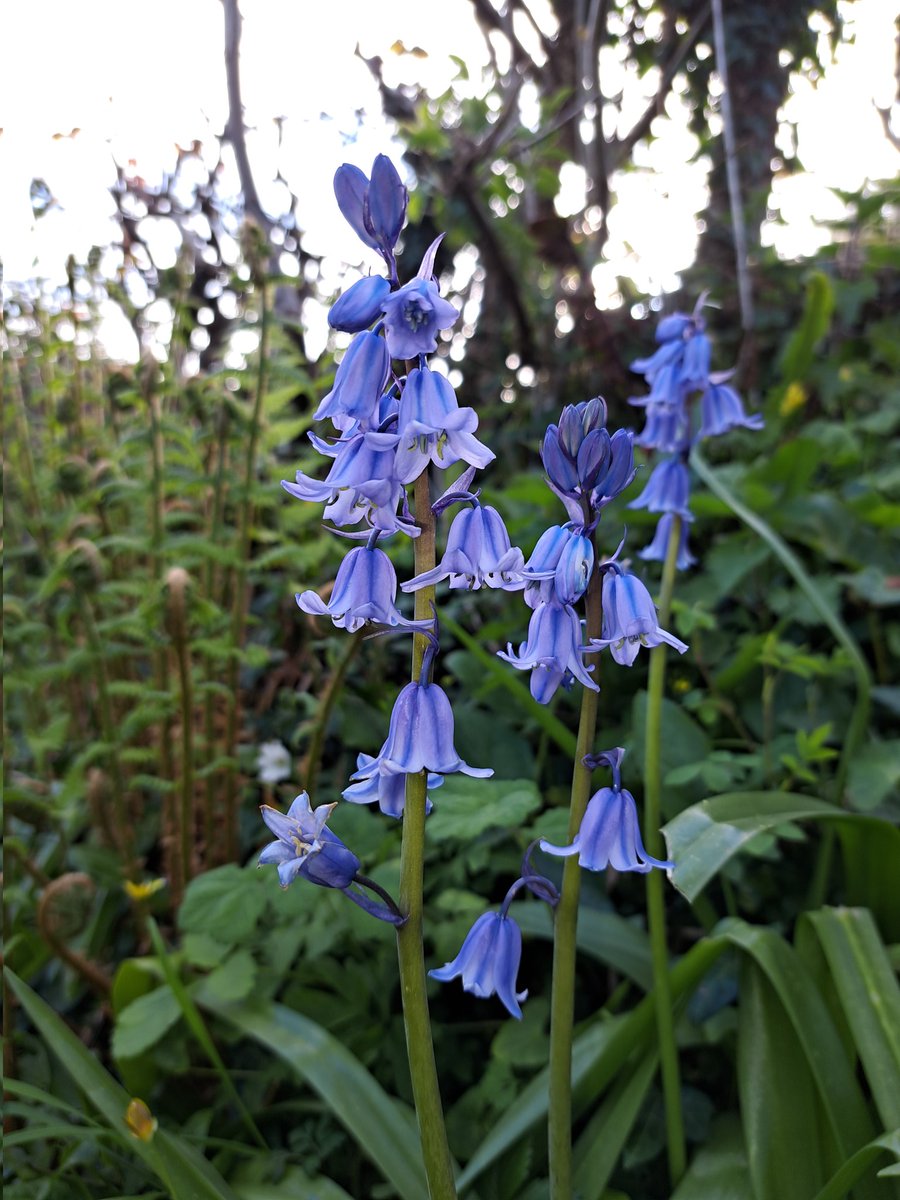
[381,239,460,360]
[402,502,525,593]
[593,564,688,666]
[429,909,528,1019]
[342,754,443,819]
[296,542,431,631]
[540,748,674,874]
[499,600,598,704]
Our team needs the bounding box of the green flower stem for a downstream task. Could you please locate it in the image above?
[223,279,271,861]
[396,470,457,1200]
[643,514,686,1188]
[548,545,603,1200]
[80,594,135,877]
[145,375,177,866]
[166,569,195,890]
[204,406,231,863]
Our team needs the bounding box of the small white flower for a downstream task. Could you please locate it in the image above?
[256,740,292,785]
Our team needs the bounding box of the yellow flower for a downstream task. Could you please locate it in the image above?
[124,1098,157,1141]
[780,381,807,417]
[124,878,166,902]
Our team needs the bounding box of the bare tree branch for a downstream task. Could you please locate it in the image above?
[222,0,269,231]
[610,2,711,170]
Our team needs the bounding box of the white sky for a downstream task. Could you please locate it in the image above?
[1,0,896,329]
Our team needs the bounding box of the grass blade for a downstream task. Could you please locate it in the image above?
[807,908,900,1131]
[721,918,880,1194]
[812,1130,900,1200]
[738,958,827,1199]
[5,967,239,1200]
[572,1048,658,1199]
[145,917,266,1148]
[457,937,727,1192]
[203,996,428,1200]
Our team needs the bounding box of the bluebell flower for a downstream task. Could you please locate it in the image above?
[381,237,458,359]
[334,155,408,265]
[402,503,524,592]
[521,525,572,608]
[520,524,593,607]
[698,381,764,438]
[342,753,443,818]
[634,403,689,454]
[628,456,693,519]
[499,600,599,704]
[296,544,431,630]
[593,566,687,665]
[639,513,696,571]
[394,367,494,483]
[429,910,527,1019]
[372,677,493,777]
[382,278,459,361]
[540,748,673,874]
[258,793,360,889]
[282,431,415,536]
[314,331,391,430]
[328,276,392,333]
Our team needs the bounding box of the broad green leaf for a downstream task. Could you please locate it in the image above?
[671,1117,752,1200]
[846,740,900,812]
[4,968,239,1200]
[112,985,181,1059]
[720,918,879,1189]
[812,1129,900,1200]
[573,1049,658,1199]
[807,908,900,1131]
[737,959,827,1199]
[195,949,257,1004]
[178,865,268,944]
[663,791,872,902]
[427,776,541,842]
[231,1163,353,1200]
[203,997,428,1200]
[515,903,653,990]
[458,937,727,1192]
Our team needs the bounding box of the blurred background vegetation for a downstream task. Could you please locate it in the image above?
[3,1,899,1198]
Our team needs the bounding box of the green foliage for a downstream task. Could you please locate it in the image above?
[5,117,898,1200]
